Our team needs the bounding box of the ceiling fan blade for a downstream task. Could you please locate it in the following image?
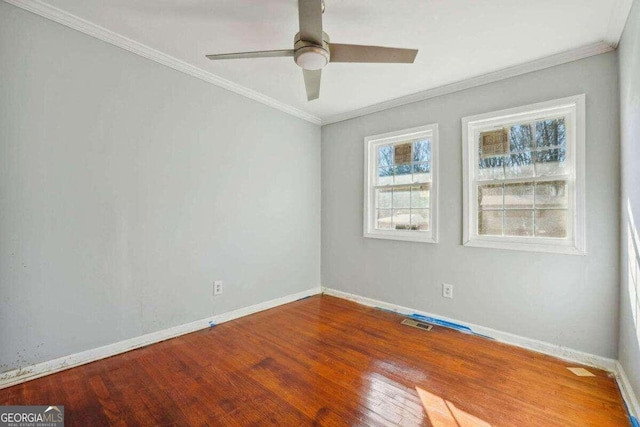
[329,44,418,63]
[206,50,294,60]
[303,69,321,101]
[298,0,323,45]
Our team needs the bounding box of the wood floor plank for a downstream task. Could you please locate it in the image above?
[0,295,631,426]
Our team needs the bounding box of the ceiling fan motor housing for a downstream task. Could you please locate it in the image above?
[294,32,330,70]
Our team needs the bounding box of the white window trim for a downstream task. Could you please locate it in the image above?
[363,124,439,243]
[462,95,586,255]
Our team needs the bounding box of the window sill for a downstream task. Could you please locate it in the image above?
[463,238,585,255]
[364,230,438,244]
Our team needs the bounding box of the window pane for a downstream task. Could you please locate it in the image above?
[376,189,392,209]
[536,118,566,148]
[478,211,503,236]
[505,152,534,179]
[413,139,431,162]
[413,162,431,183]
[394,164,412,184]
[412,209,430,231]
[478,156,505,180]
[478,184,503,210]
[393,209,412,230]
[392,187,411,208]
[413,162,430,172]
[411,185,430,208]
[504,183,534,209]
[535,209,567,238]
[378,145,394,166]
[505,210,534,236]
[376,209,393,230]
[509,124,533,152]
[377,166,393,185]
[535,181,568,208]
[535,148,567,176]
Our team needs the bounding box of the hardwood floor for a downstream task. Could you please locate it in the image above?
[0,295,630,426]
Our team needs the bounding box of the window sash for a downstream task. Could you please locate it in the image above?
[473,116,573,182]
[373,139,432,233]
[472,175,570,185]
[471,152,575,242]
[364,124,438,243]
[373,183,431,190]
[462,95,585,255]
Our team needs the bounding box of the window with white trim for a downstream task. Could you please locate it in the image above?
[364,124,438,243]
[462,95,585,255]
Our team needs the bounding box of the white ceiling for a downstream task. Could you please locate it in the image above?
[31,0,628,122]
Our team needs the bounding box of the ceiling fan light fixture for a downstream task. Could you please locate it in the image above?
[206,4,418,101]
[294,46,330,70]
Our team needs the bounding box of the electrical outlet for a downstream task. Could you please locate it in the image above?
[214,280,223,296]
[442,283,454,299]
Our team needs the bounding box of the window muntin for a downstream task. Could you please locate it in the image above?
[476,117,569,238]
[364,125,438,243]
[463,96,585,254]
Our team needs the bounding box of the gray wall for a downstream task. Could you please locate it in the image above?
[0,2,320,372]
[618,0,640,401]
[322,52,620,358]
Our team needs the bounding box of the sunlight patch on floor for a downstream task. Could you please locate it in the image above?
[415,386,492,427]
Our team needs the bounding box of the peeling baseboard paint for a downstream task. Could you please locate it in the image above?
[0,367,34,381]
[0,286,321,389]
[615,361,640,424]
[626,402,640,427]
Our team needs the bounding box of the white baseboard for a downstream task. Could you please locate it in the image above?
[615,361,640,422]
[0,287,321,390]
[322,287,618,372]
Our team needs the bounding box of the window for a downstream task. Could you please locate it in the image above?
[364,124,438,243]
[462,95,585,254]
[626,200,640,348]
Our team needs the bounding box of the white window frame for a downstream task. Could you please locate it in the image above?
[462,95,586,255]
[364,124,439,243]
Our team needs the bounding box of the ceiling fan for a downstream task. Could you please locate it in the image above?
[205,0,418,101]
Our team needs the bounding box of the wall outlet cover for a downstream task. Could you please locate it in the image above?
[442,283,454,299]
[214,280,223,296]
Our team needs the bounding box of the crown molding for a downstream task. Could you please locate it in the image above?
[321,41,614,125]
[3,0,322,125]
[605,0,634,47]
[4,0,628,128]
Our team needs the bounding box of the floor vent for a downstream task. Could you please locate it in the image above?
[401,319,433,331]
